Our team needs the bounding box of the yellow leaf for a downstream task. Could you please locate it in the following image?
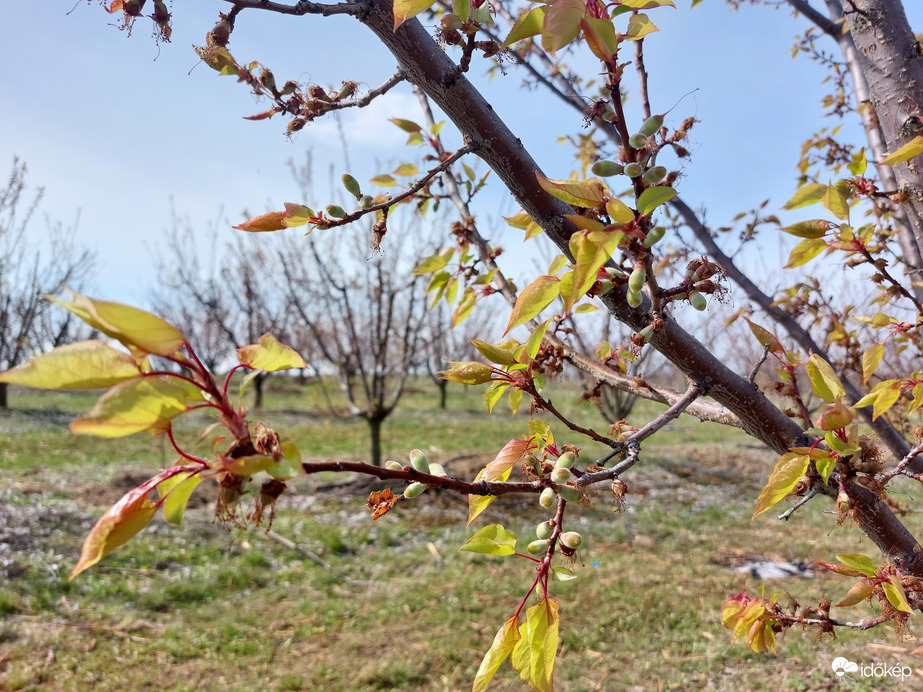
[467,465,512,525]
[805,353,846,403]
[233,210,288,232]
[511,598,559,692]
[541,0,585,54]
[211,453,275,476]
[624,12,659,40]
[504,275,561,334]
[784,237,827,268]
[393,0,435,30]
[503,6,547,47]
[47,292,186,358]
[605,197,635,224]
[472,615,521,692]
[753,453,810,518]
[392,163,419,176]
[879,135,923,167]
[782,183,826,210]
[70,481,158,580]
[267,441,305,481]
[535,172,606,207]
[822,183,850,221]
[861,343,884,383]
[872,381,902,420]
[0,340,143,390]
[157,471,203,526]
[237,334,306,372]
[70,375,203,438]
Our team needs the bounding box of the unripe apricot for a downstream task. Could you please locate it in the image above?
[539,487,555,508]
[560,531,582,549]
[385,460,403,470]
[638,114,664,136]
[550,467,571,484]
[360,195,375,209]
[556,484,581,503]
[428,463,447,477]
[628,133,648,150]
[642,166,667,184]
[403,482,426,499]
[555,451,577,469]
[527,539,550,555]
[409,449,429,474]
[326,204,346,219]
[341,174,362,199]
[623,162,643,178]
[689,290,707,311]
[643,226,666,248]
[628,265,646,292]
[626,290,642,308]
[535,520,555,540]
[591,160,623,177]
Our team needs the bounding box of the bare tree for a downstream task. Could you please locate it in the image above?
[0,158,93,408]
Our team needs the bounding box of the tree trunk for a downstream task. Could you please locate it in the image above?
[253,372,265,410]
[437,380,447,410]
[0,382,7,409]
[368,416,383,467]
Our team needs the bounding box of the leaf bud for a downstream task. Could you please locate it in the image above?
[626,290,642,308]
[638,325,653,343]
[404,482,427,499]
[623,162,643,178]
[539,487,556,508]
[535,520,555,540]
[689,290,707,311]
[628,265,646,293]
[341,174,362,200]
[325,204,347,219]
[527,539,550,555]
[409,449,429,474]
[555,451,577,469]
[337,81,357,100]
[428,463,448,477]
[591,160,624,177]
[638,114,664,137]
[259,67,276,93]
[384,460,403,471]
[628,133,648,150]
[441,13,464,31]
[641,166,667,184]
[559,531,582,550]
[556,484,581,503]
[643,226,666,248]
[550,467,571,484]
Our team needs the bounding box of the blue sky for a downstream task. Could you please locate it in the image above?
[4,1,922,301]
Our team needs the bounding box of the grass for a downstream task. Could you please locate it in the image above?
[2,381,923,690]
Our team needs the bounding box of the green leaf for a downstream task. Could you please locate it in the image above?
[503,6,547,47]
[624,12,659,40]
[392,0,435,29]
[453,287,477,327]
[267,441,305,481]
[393,162,419,176]
[884,575,913,614]
[805,353,846,403]
[505,275,561,334]
[782,183,826,210]
[467,464,512,525]
[484,380,510,413]
[370,174,398,187]
[848,148,867,176]
[390,118,422,133]
[551,566,577,581]
[835,553,878,577]
[281,203,315,228]
[872,381,902,420]
[565,229,622,312]
[535,172,606,207]
[459,524,518,556]
[472,615,521,692]
[414,254,449,275]
[524,321,550,361]
[70,477,160,580]
[70,375,203,438]
[879,135,923,167]
[636,186,676,216]
[861,343,884,383]
[157,471,203,526]
[743,318,784,354]
[440,361,495,385]
[509,387,523,415]
[511,598,559,692]
[471,340,518,366]
[822,183,850,221]
[211,453,275,477]
[606,197,635,224]
[237,334,306,372]
[785,237,826,269]
[836,577,875,607]
[581,16,619,62]
[540,0,585,54]
[0,340,143,390]
[779,219,832,239]
[752,452,810,518]
[548,254,568,275]
[47,292,186,358]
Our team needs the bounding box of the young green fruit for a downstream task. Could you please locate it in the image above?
[559,531,582,550]
[341,174,362,199]
[628,133,648,150]
[325,204,346,219]
[689,290,707,311]
[384,460,403,471]
[556,484,581,503]
[641,166,667,184]
[628,265,646,292]
[638,325,653,343]
[404,482,426,498]
[623,162,643,178]
[428,463,447,477]
[527,539,550,555]
[643,226,666,248]
[359,195,375,209]
[535,520,555,540]
[550,467,571,484]
[539,487,556,508]
[626,290,643,308]
[638,114,664,136]
[555,451,577,469]
[409,449,429,474]
[591,160,624,177]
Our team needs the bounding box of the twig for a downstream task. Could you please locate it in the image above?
[262,529,377,588]
[778,487,819,520]
[634,37,651,122]
[223,0,364,18]
[747,344,771,385]
[880,442,923,484]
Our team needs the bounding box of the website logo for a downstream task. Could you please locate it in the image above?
[831,657,858,677]
[831,656,911,681]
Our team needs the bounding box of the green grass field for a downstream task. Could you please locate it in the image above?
[2,381,923,691]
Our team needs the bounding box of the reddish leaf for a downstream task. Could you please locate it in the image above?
[233,210,287,232]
